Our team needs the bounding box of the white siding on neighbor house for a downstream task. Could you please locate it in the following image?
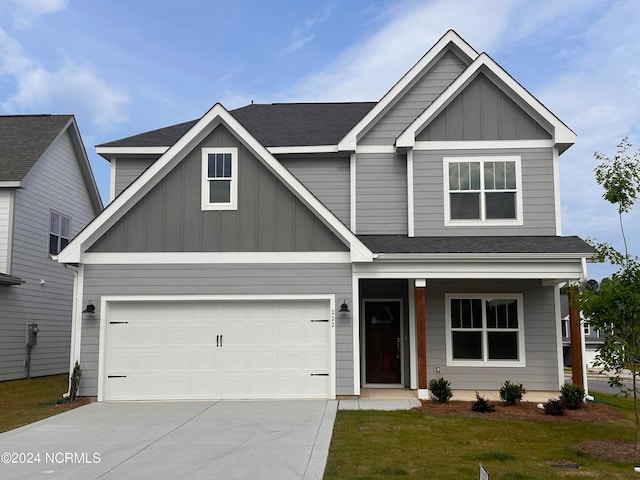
[279,156,351,227]
[113,157,157,198]
[425,279,561,391]
[78,263,354,397]
[0,189,13,274]
[413,147,557,236]
[359,50,468,145]
[355,152,407,234]
[0,129,98,381]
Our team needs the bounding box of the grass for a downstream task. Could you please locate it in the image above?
[0,374,86,433]
[324,393,638,480]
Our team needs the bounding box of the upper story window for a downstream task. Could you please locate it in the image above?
[445,294,525,367]
[49,211,70,255]
[444,156,522,226]
[201,147,238,211]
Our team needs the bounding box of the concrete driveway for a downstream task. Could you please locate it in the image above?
[0,400,336,480]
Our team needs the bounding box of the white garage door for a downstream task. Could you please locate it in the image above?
[103,300,331,400]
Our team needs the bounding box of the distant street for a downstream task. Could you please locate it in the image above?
[587,376,634,394]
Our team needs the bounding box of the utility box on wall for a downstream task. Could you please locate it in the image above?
[26,323,39,347]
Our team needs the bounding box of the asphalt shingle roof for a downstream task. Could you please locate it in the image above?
[357,235,594,255]
[0,115,72,182]
[97,102,377,149]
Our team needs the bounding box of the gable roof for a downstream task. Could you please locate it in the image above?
[0,114,73,182]
[338,30,478,151]
[97,102,376,153]
[59,103,373,264]
[395,52,576,152]
[0,114,103,212]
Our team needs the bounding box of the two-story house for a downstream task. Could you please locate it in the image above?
[0,115,102,381]
[57,30,592,401]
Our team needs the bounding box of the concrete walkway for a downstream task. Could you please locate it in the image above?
[0,400,336,480]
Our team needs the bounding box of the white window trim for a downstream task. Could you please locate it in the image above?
[443,156,523,227]
[49,210,71,256]
[201,147,238,211]
[444,293,526,367]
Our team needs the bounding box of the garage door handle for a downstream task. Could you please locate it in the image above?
[107,375,127,378]
[311,373,329,376]
[217,334,223,347]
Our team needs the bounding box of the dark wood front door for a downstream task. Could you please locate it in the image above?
[365,300,401,384]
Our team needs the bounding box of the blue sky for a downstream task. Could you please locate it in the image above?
[1,0,638,280]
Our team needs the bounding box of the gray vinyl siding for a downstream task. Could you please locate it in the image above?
[413,147,557,236]
[356,152,407,234]
[279,156,350,227]
[113,157,157,198]
[89,125,347,253]
[78,263,354,396]
[359,50,467,145]
[418,73,552,141]
[425,279,560,391]
[0,129,98,381]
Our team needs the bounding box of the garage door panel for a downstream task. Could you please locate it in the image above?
[104,300,331,400]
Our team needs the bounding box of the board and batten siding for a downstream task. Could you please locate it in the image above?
[78,263,354,396]
[278,156,351,228]
[417,73,552,141]
[356,152,407,234]
[425,279,560,391]
[413,147,557,236]
[0,129,98,381]
[359,50,468,145]
[113,157,157,198]
[0,189,13,274]
[90,125,347,253]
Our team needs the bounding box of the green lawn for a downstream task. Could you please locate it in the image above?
[324,394,637,480]
[0,374,86,433]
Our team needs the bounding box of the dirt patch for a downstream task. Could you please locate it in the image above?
[413,399,622,423]
[576,439,640,463]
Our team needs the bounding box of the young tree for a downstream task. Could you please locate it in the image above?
[580,136,640,449]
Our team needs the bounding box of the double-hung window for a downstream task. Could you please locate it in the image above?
[201,147,238,210]
[445,294,525,366]
[445,156,522,225]
[49,211,70,255]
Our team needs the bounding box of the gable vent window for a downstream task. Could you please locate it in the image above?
[444,156,522,226]
[201,147,238,211]
[49,211,71,255]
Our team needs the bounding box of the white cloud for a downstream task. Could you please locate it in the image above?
[284,5,333,54]
[3,0,68,28]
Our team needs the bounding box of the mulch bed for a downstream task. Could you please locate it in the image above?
[413,399,622,423]
[415,400,640,462]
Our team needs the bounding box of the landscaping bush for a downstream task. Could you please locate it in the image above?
[499,380,526,406]
[471,392,495,413]
[428,377,452,403]
[560,383,585,410]
[543,398,566,416]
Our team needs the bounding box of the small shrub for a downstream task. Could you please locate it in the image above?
[471,392,495,413]
[560,383,585,410]
[499,380,526,406]
[543,398,566,416]
[428,377,452,403]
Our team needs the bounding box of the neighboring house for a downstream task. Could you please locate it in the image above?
[58,30,592,401]
[0,115,103,381]
[561,293,604,369]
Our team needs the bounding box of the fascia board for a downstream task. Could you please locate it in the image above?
[0,181,21,188]
[373,253,591,262]
[338,30,478,151]
[396,53,576,149]
[58,103,373,264]
[67,118,104,212]
[96,146,170,159]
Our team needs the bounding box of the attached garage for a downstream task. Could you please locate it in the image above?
[99,297,334,401]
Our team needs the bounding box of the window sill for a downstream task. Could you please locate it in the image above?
[446,360,526,368]
[444,219,523,227]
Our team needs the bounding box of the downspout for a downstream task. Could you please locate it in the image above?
[63,263,82,398]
